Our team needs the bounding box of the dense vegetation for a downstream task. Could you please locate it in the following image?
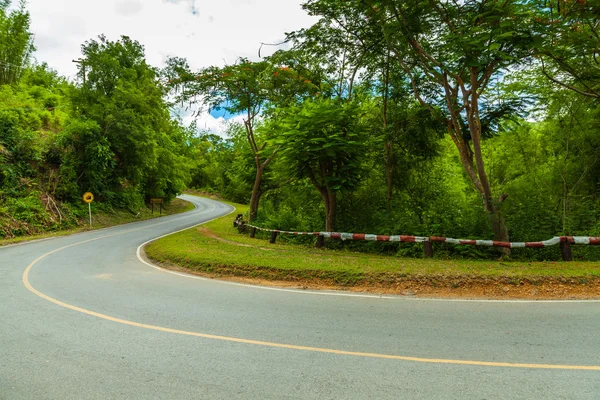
[169,0,600,261]
[0,3,194,237]
[1,0,599,261]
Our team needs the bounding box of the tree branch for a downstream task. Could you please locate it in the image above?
[541,60,600,98]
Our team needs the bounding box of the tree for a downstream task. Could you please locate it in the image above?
[66,35,188,208]
[286,12,398,208]
[165,58,276,221]
[533,0,600,98]
[298,0,537,247]
[0,0,34,85]
[271,98,367,231]
[285,0,385,100]
[165,57,313,221]
[375,99,444,209]
[359,62,444,209]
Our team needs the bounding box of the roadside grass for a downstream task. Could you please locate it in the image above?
[145,200,600,286]
[0,198,195,246]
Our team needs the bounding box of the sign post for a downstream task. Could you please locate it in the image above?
[83,192,94,228]
[150,198,164,215]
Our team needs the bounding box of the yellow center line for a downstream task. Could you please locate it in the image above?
[21,218,600,371]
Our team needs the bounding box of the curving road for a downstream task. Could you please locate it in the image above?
[1,195,600,399]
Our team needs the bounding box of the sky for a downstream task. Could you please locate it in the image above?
[25,0,317,134]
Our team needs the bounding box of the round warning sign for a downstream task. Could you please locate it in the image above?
[83,192,94,203]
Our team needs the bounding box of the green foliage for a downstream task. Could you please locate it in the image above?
[484,89,600,260]
[255,179,323,232]
[65,35,191,208]
[273,98,367,193]
[266,98,369,231]
[0,58,76,237]
[0,0,34,85]
[186,124,254,203]
[532,0,600,98]
[0,14,194,238]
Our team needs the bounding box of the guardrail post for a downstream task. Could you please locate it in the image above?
[270,231,278,244]
[234,214,243,228]
[316,235,325,248]
[560,238,572,262]
[250,226,256,238]
[424,240,433,258]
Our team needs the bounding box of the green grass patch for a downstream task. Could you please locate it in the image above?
[0,198,195,246]
[145,199,600,286]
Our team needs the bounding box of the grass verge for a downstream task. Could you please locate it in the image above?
[0,198,195,246]
[144,199,600,299]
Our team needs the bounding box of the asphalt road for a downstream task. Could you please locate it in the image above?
[1,195,600,399]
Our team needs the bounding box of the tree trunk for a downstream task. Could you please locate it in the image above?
[320,188,337,232]
[472,137,510,246]
[490,207,509,243]
[327,190,336,232]
[465,71,510,251]
[248,165,264,222]
[383,50,392,210]
[385,142,393,210]
[447,115,506,241]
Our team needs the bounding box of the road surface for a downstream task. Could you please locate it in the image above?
[1,195,599,399]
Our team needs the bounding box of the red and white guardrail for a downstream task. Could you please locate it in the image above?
[244,224,600,248]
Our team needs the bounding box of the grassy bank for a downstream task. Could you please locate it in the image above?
[0,198,195,246]
[144,200,600,299]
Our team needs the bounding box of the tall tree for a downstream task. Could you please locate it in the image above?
[165,57,312,221]
[299,0,536,246]
[271,98,367,231]
[0,0,34,85]
[165,58,276,221]
[361,59,444,209]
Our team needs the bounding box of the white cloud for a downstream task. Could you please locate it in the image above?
[114,1,144,17]
[28,0,317,78]
[185,112,230,136]
[173,107,244,138]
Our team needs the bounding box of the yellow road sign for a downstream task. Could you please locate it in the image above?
[83,192,94,203]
